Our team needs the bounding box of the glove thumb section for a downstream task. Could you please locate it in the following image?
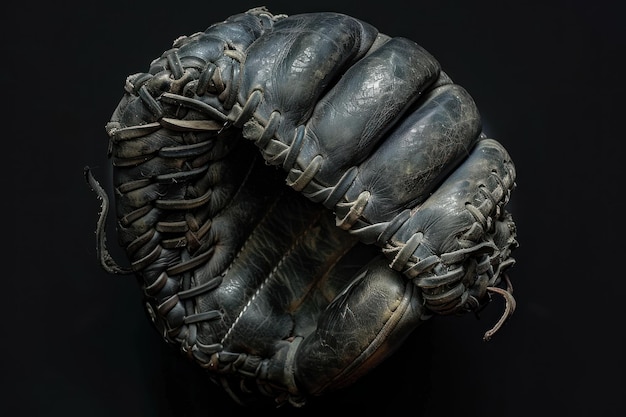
[293,256,426,396]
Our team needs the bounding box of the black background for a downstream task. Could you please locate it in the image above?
[3,0,624,416]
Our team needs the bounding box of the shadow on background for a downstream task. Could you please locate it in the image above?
[3,0,623,416]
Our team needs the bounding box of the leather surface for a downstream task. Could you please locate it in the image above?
[93,6,518,407]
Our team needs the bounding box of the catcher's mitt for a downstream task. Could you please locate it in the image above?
[86,7,518,407]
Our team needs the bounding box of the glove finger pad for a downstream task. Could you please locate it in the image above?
[349,83,482,222]
[240,13,379,127]
[302,37,442,183]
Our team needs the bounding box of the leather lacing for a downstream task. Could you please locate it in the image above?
[87,14,308,403]
[376,165,518,341]
[86,41,247,358]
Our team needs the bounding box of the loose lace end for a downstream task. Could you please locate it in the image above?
[483,274,516,341]
[84,166,133,275]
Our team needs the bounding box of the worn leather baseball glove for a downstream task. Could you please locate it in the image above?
[86,7,518,407]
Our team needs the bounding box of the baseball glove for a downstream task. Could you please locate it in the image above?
[86,7,518,408]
